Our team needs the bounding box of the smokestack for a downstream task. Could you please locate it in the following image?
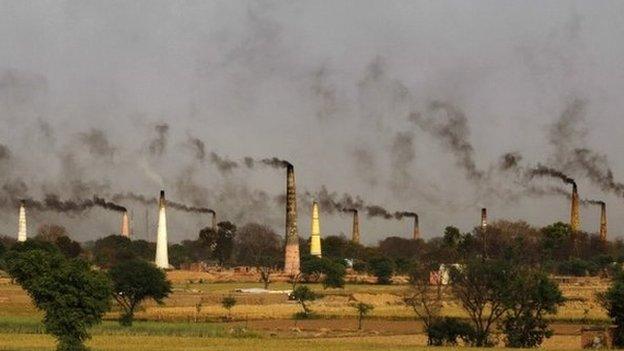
[211,211,217,231]
[17,201,27,242]
[155,190,169,269]
[413,214,420,240]
[352,210,360,244]
[480,208,487,232]
[570,183,580,232]
[120,210,130,237]
[600,202,607,241]
[283,164,300,275]
[310,201,322,257]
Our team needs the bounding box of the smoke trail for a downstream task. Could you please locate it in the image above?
[394,211,417,219]
[112,192,214,214]
[500,152,523,171]
[408,101,484,182]
[302,186,364,214]
[389,131,415,194]
[148,123,169,156]
[187,136,206,160]
[260,157,292,168]
[582,199,604,206]
[527,164,576,185]
[20,195,126,213]
[78,129,115,158]
[243,157,255,168]
[210,152,239,173]
[365,205,394,219]
[572,148,624,197]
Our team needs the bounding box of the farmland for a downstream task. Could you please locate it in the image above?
[0,271,611,350]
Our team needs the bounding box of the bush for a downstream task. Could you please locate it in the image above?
[598,269,624,347]
[558,259,596,276]
[426,317,474,346]
[368,257,394,285]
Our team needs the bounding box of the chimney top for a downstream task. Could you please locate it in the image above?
[160,190,165,198]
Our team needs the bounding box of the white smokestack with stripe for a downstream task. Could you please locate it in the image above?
[155,190,169,269]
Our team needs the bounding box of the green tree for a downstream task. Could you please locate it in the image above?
[404,262,445,343]
[449,259,513,346]
[92,235,134,268]
[234,223,283,289]
[200,222,236,265]
[221,296,237,320]
[501,268,564,348]
[109,259,172,326]
[6,243,111,351]
[598,268,624,347]
[353,302,373,330]
[55,236,82,258]
[369,257,394,285]
[300,256,346,289]
[292,285,317,318]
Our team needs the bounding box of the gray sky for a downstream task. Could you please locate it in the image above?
[1,1,624,244]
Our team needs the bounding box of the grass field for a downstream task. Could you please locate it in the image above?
[0,272,609,350]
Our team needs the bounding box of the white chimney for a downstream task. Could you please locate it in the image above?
[17,202,27,242]
[155,190,169,269]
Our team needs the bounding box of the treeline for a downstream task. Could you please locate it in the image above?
[0,219,621,280]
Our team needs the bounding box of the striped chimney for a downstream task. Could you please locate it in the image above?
[570,183,580,232]
[155,190,169,269]
[351,210,360,244]
[120,211,130,237]
[211,211,217,231]
[600,202,607,241]
[17,201,27,242]
[283,164,300,275]
[413,214,420,240]
[480,208,487,232]
[309,201,322,257]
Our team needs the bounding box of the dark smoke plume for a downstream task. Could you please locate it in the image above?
[260,157,292,168]
[187,137,206,160]
[394,211,417,219]
[0,144,10,160]
[21,195,126,213]
[408,101,484,181]
[302,186,364,214]
[365,205,394,219]
[572,148,624,197]
[582,199,604,206]
[210,152,239,173]
[500,152,523,171]
[112,192,214,214]
[528,164,575,185]
[79,129,116,158]
[148,123,169,156]
[389,131,415,194]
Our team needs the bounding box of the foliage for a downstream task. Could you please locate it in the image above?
[353,302,373,330]
[92,235,135,268]
[558,258,597,276]
[221,296,237,320]
[5,244,111,350]
[404,261,445,337]
[109,259,172,326]
[598,268,624,347]
[501,268,564,348]
[35,224,69,243]
[300,256,346,289]
[291,285,317,317]
[449,259,513,346]
[55,236,82,258]
[234,223,282,289]
[426,317,475,346]
[368,257,394,285]
[200,222,236,265]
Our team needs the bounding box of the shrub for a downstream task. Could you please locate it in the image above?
[368,257,394,285]
[426,317,474,346]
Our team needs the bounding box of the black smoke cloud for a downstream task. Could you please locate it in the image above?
[79,129,116,159]
[148,123,169,156]
[20,195,126,213]
[408,101,484,182]
[112,192,214,214]
[187,136,206,161]
[528,164,576,186]
[210,152,239,173]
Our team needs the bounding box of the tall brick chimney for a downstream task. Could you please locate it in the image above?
[309,201,322,257]
[17,201,27,242]
[413,214,420,240]
[570,183,580,232]
[155,190,169,269]
[120,210,130,237]
[283,164,300,275]
[351,210,360,244]
[600,202,607,241]
[480,208,487,232]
